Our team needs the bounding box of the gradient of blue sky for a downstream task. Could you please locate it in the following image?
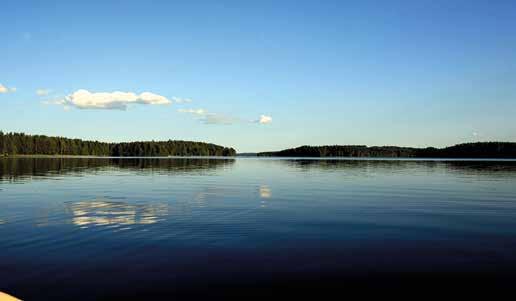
[1,0,515,152]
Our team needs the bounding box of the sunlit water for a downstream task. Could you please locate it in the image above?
[1,157,516,299]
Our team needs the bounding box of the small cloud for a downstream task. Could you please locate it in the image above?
[173,97,192,103]
[42,97,66,105]
[41,97,69,111]
[178,108,206,115]
[203,113,239,125]
[0,83,16,94]
[179,108,273,126]
[36,89,52,96]
[257,115,272,124]
[52,89,172,110]
[178,108,238,125]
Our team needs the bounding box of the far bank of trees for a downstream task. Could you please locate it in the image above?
[257,142,516,158]
[0,131,236,157]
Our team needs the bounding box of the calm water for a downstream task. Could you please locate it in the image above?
[1,157,516,299]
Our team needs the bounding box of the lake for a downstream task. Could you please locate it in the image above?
[1,157,516,299]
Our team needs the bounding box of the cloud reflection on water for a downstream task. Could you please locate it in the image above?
[259,185,271,208]
[259,185,271,199]
[66,199,168,229]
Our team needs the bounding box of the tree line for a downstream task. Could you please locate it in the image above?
[257,142,516,158]
[0,131,236,156]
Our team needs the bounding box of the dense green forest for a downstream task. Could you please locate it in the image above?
[0,131,236,156]
[257,142,516,158]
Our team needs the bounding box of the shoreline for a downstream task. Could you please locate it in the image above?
[1,154,237,159]
[2,154,516,162]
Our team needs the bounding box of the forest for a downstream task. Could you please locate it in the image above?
[257,142,516,158]
[0,131,236,157]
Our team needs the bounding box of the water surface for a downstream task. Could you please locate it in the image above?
[1,157,516,299]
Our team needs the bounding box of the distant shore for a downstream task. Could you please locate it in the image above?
[0,131,236,157]
[2,131,516,159]
[256,142,516,159]
[4,155,516,162]
[1,154,236,159]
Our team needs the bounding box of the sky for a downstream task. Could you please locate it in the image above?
[1,0,515,152]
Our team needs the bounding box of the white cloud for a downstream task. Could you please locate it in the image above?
[0,84,16,94]
[41,97,71,111]
[257,115,272,124]
[178,108,206,115]
[173,97,192,103]
[42,98,66,105]
[203,113,239,125]
[55,89,172,110]
[36,89,51,96]
[179,108,272,126]
[178,108,236,124]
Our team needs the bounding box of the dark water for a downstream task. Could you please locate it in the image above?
[1,157,516,299]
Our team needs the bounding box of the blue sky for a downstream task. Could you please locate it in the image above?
[1,0,515,152]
